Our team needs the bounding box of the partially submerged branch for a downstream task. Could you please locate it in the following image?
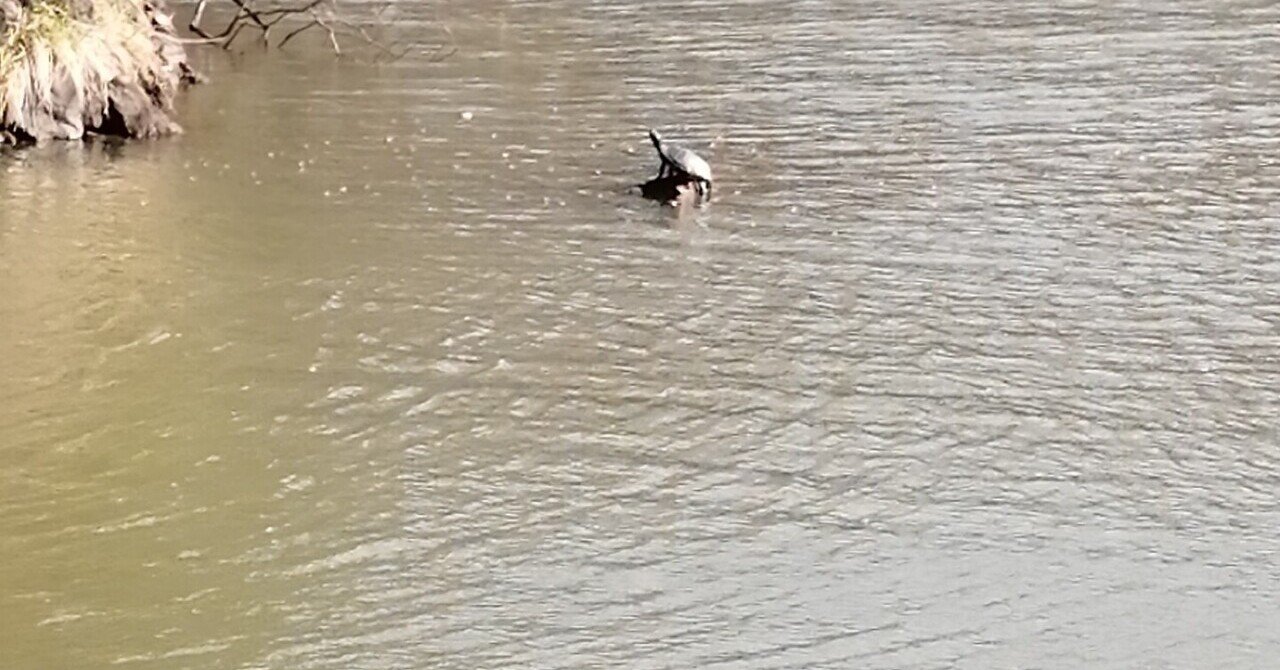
[188,0,451,60]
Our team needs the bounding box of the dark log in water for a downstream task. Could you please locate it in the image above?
[637,174,703,206]
[0,0,196,144]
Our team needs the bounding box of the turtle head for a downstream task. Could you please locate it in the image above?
[648,129,663,149]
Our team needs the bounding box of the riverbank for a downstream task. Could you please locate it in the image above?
[0,0,194,144]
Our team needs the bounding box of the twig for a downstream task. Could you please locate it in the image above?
[313,15,341,55]
[188,0,211,38]
[228,0,268,30]
[277,19,317,49]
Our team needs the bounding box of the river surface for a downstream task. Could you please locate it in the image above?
[3,1,1280,668]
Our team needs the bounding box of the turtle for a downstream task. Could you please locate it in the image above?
[648,129,713,200]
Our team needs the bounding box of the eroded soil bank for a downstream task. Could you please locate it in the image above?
[0,0,194,144]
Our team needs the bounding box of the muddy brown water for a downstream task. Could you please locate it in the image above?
[3,1,1280,668]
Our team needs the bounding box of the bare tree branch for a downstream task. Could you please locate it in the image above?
[186,0,446,60]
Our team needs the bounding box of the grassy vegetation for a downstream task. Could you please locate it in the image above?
[1,0,187,142]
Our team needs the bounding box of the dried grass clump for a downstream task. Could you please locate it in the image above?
[0,0,193,144]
